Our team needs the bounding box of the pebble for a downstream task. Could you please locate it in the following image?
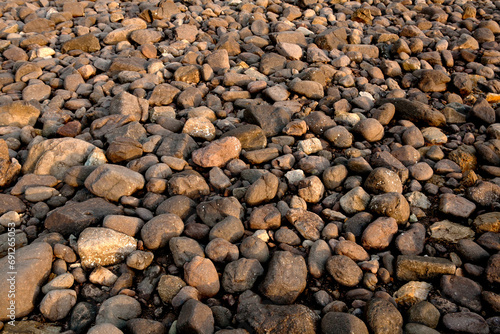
[2,0,500,331]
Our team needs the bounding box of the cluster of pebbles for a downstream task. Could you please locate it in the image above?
[1,0,500,332]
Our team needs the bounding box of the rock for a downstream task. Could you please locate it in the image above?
[23,138,97,180]
[466,181,500,206]
[184,256,220,297]
[326,255,363,287]
[0,242,52,321]
[222,125,267,151]
[40,289,77,321]
[361,217,398,250]
[396,255,456,281]
[245,172,279,206]
[366,298,403,334]
[321,312,368,334]
[77,227,137,269]
[439,193,476,218]
[168,170,210,199]
[69,302,98,333]
[177,299,214,334]
[1,321,62,334]
[62,33,101,53]
[42,273,75,293]
[157,274,186,304]
[45,198,122,237]
[339,186,371,214]
[289,80,324,99]
[395,223,426,255]
[248,204,281,230]
[308,239,331,278]
[197,197,244,227]
[236,290,318,334]
[95,295,141,329]
[85,164,144,202]
[244,105,291,137]
[0,139,21,187]
[365,168,403,194]
[353,118,384,142]
[140,213,183,250]
[324,126,353,148]
[88,323,124,334]
[222,258,264,293]
[441,275,482,312]
[442,312,489,334]
[334,240,370,262]
[381,98,446,127]
[369,192,410,224]
[393,281,432,307]
[170,237,205,267]
[404,323,440,334]
[430,220,475,243]
[415,69,450,92]
[192,136,241,168]
[486,254,500,284]
[0,101,40,128]
[407,301,440,329]
[473,212,500,233]
[286,208,324,241]
[260,251,307,304]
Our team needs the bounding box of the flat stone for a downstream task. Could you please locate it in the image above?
[396,255,456,281]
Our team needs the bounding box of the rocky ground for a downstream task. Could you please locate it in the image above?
[0,0,500,333]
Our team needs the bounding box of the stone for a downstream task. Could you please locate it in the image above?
[365,168,403,194]
[430,220,475,243]
[366,298,403,334]
[77,227,137,269]
[407,301,440,329]
[396,255,456,281]
[244,105,291,137]
[0,243,52,321]
[95,295,141,329]
[326,255,363,287]
[324,126,353,148]
[168,170,209,199]
[140,213,183,250]
[248,204,281,230]
[286,208,324,241]
[222,125,267,151]
[222,258,264,293]
[441,275,482,312]
[85,164,145,202]
[62,33,101,53]
[381,98,446,127]
[40,289,77,321]
[0,139,21,187]
[170,237,205,267]
[260,251,307,304]
[192,136,241,168]
[184,256,220,297]
[157,274,186,304]
[197,196,244,227]
[23,138,97,180]
[395,223,426,255]
[236,291,318,334]
[245,173,279,206]
[353,118,384,142]
[45,198,122,237]
[369,192,410,224]
[473,212,500,233]
[393,281,432,307]
[361,217,398,250]
[439,193,476,218]
[442,312,489,334]
[177,299,214,334]
[339,186,371,214]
